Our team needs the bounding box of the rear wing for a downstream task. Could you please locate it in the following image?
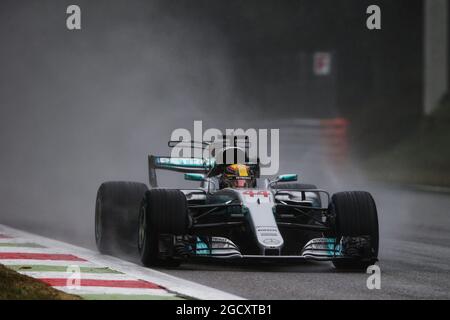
[148,155,213,187]
[149,136,260,187]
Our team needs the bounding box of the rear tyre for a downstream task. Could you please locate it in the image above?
[138,189,188,267]
[331,191,379,271]
[95,181,148,255]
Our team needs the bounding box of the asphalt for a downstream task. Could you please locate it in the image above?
[158,185,450,299]
[3,183,450,299]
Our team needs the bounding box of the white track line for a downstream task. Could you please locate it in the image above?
[0,259,99,267]
[18,271,137,281]
[0,224,244,300]
[53,286,175,296]
[0,247,66,253]
[0,238,45,244]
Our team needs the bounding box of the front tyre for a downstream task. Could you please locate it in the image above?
[331,191,379,271]
[138,189,188,267]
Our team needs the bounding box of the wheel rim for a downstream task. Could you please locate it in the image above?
[138,205,146,250]
[95,198,102,243]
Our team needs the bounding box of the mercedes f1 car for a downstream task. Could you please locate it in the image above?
[95,137,379,270]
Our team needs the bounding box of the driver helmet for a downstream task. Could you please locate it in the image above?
[220,164,255,188]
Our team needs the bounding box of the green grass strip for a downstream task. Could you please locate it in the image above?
[6,265,122,274]
[0,242,46,248]
[80,294,184,300]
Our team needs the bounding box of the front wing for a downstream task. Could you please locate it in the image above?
[186,237,375,263]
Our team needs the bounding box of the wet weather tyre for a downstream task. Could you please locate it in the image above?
[138,189,188,267]
[95,181,148,255]
[331,191,379,271]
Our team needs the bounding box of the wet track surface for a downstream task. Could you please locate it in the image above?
[3,184,450,299]
[158,186,450,299]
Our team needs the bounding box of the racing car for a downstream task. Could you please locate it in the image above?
[94,137,379,270]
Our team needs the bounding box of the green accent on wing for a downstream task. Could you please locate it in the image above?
[278,174,298,182]
[195,238,210,255]
[79,294,184,300]
[156,157,215,169]
[157,157,205,167]
[185,173,205,181]
[6,265,122,274]
[0,242,46,248]
[325,238,342,256]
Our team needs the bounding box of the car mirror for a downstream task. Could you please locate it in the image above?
[184,173,205,181]
[277,174,297,182]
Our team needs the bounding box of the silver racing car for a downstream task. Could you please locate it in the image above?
[95,137,379,270]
